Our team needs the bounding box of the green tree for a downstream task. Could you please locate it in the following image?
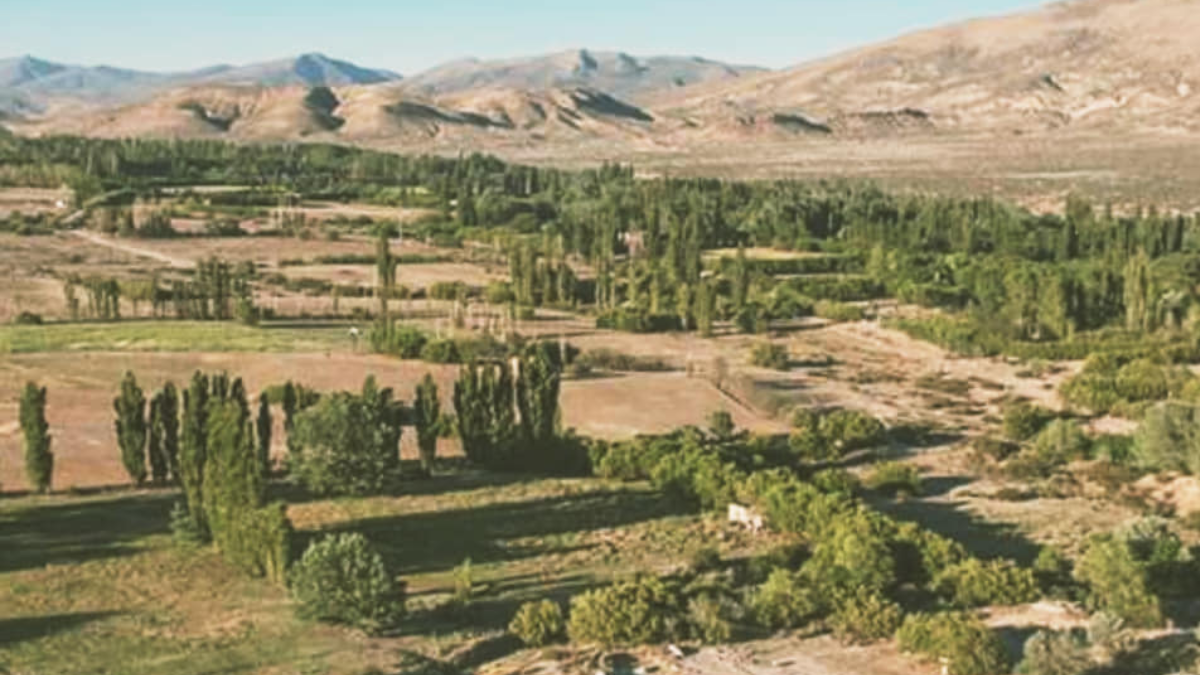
[179,371,210,534]
[290,378,402,496]
[413,374,441,473]
[20,382,53,493]
[256,392,272,476]
[290,533,405,634]
[114,371,148,485]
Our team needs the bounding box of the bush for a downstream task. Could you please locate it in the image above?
[1017,630,1091,675]
[12,311,43,325]
[814,300,865,323]
[1003,401,1054,441]
[419,339,462,364]
[751,568,821,629]
[1073,534,1163,628]
[595,307,682,333]
[1134,402,1200,474]
[934,558,1040,608]
[828,587,902,644]
[509,600,565,647]
[577,348,672,373]
[289,533,404,634]
[749,342,790,370]
[567,576,684,646]
[789,408,886,462]
[687,594,739,644]
[896,612,1012,675]
[864,461,922,497]
[289,378,403,496]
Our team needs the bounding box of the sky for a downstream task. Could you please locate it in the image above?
[2,0,1049,74]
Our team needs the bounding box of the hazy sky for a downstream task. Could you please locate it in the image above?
[3,0,1047,74]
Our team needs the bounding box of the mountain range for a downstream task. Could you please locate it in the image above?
[4,0,1200,167]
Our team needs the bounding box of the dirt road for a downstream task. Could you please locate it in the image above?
[68,230,192,268]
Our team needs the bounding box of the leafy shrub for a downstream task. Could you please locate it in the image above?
[934,558,1040,608]
[289,533,405,634]
[509,600,565,647]
[828,587,902,643]
[751,568,821,629]
[896,612,1012,675]
[749,342,790,370]
[814,300,865,323]
[428,281,468,301]
[595,308,682,333]
[864,461,922,497]
[12,311,43,325]
[1003,401,1054,441]
[789,408,886,462]
[803,510,896,597]
[1032,546,1074,597]
[1074,534,1163,628]
[567,575,684,646]
[290,378,403,496]
[1134,402,1200,474]
[686,594,739,644]
[1017,630,1091,675]
[419,339,462,364]
[484,281,515,305]
[576,348,671,373]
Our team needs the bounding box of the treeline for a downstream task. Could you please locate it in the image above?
[7,135,1200,345]
[60,257,258,323]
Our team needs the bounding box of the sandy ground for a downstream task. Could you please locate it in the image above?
[0,350,786,492]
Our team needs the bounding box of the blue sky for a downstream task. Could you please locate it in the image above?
[3,0,1047,74]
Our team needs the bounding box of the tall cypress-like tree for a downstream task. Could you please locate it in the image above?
[696,279,715,338]
[158,382,180,482]
[20,382,53,493]
[114,371,147,485]
[203,391,264,553]
[414,374,441,473]
[148,394,167,484]
[256,392,272,476]
[180,371,210,533]
[517,350,561,450]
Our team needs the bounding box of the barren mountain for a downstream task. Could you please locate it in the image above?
[0,53,401,116]
[659,0,1200,136]
[399,49,764,104]
[19,82,664,146]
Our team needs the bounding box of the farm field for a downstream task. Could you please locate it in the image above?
[4,138,1200,675]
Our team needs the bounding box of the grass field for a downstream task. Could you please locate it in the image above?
[0,474,777,675]
[0,321,355,355]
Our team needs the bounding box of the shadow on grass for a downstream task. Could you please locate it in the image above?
[869,491,1042,565]
[267,469,532,505]
[0,492,172,573]
[314,486,690,577]
[0,611,121,647]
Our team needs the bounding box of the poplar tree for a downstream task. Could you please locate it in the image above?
[257,392,273,476]
[517,349,561,450]
[180,371,210,534]
[114,371,147,485]
[414,374,441,473]
[20,382,53,493]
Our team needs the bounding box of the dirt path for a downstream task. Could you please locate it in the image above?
[67,230,192,268]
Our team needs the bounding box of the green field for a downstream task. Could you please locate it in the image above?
[0,321,354,355]
[0,474,774,675]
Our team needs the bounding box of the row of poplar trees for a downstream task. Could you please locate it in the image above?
[452,344,570,472]
[113,370,290,582]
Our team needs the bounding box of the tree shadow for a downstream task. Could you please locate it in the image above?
[267,469,532,505]
[869,492,1042,565]
[0,492,172,573]
[314,486,691,576]
[1099,632,1199,675]
[0,611,121,646]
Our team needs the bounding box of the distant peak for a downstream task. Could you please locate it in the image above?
[575,49,599,75]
